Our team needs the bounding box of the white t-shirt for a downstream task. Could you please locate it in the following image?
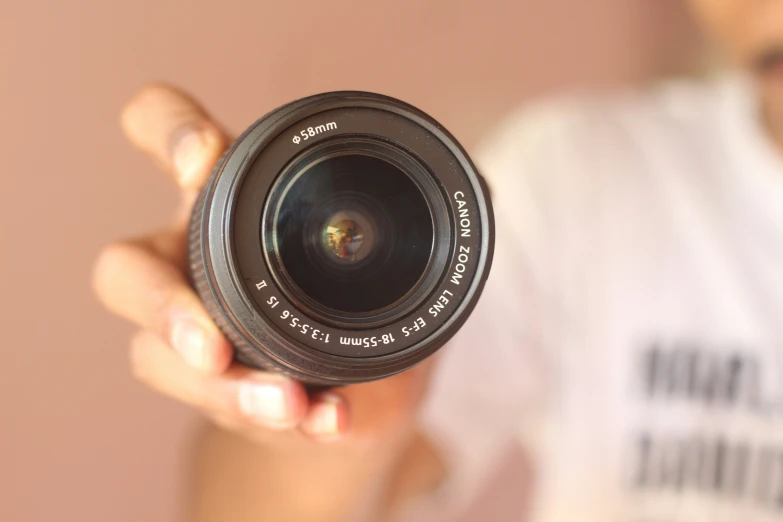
[405,74,783,522]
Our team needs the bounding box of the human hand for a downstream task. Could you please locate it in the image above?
[93,85,433,446]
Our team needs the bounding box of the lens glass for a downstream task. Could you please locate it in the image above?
[273,153,433,315]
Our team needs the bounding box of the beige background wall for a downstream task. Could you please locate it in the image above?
[0,1,695,520]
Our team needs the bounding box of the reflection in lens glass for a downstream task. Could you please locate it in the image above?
[274,153,433,315]
[321,211,374,263]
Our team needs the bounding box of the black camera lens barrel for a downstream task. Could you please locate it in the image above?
[189,91,493,385]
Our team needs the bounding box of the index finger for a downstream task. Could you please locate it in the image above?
[121,84,228,192]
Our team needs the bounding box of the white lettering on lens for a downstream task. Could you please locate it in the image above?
[339,335,394,347]
[428,289,454,317]
[260,294,334,345]
[453,191,471,237]
[255,280,267,290]
[451,245,470,285]
[293,122,337,144]
[402,317,426,337]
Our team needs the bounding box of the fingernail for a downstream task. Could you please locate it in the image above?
[238,380,292,426]
[171,127,218,186]
[171,319,207,370]
[307,394,341,436]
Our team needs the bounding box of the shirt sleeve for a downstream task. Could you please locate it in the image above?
[394,102,583,521]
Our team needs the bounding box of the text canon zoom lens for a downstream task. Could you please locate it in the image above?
[189,92,494,385]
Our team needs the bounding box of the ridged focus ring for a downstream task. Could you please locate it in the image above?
[188,151,279,373]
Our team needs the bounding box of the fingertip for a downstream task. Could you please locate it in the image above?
[236,373,308,430]
[170,124,225,190]
[170,314,234,375]
[201,329,234,375]
[128,329,157,384]
[301,392,350,443]
[120,83,179,140]
[119,83,227,190]
[91,240,140,312]
[91,242,117,301]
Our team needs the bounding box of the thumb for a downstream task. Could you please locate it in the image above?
[121,84,229,192]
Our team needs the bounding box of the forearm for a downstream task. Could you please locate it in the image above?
[186,420,442,522]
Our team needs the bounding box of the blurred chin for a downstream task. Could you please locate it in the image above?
[756,72,783,122]
[757,64,783,94]
[752,46,783,100]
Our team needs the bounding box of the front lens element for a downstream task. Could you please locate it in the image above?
[273,153,433,316]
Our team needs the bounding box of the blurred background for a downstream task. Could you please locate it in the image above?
[0,1,698,520]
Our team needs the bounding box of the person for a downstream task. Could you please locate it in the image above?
[93,0,783,520]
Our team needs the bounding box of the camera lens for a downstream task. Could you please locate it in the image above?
[190,92,493,385]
